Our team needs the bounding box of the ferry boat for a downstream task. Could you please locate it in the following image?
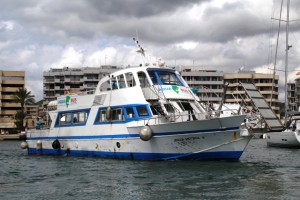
[21,64,252,160]
[21,39,252,160]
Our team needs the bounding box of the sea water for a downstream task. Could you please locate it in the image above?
[0,139,300,200]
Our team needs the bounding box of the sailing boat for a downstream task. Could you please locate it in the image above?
[266,0,300,148]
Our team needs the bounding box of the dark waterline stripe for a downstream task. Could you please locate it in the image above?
[27,148,243,160]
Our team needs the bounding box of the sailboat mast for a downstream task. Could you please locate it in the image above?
[284,0,290,123]
[270,0,283,107]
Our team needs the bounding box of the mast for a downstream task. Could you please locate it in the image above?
[284,0,290,124]
[270,0,283,107]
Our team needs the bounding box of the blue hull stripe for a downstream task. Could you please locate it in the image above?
[27,126,240,141]
[27,148,243,160]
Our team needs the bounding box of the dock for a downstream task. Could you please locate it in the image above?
[0,133,26,141]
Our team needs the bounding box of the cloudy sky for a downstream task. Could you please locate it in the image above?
[1,0,300,101]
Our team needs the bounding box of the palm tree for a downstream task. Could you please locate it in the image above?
[12,88,35,111]
[12,88,35,131]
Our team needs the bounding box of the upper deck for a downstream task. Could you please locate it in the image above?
[51,66,199,113]
[95,66,199,101]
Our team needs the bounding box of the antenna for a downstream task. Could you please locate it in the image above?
[133,37,152,67]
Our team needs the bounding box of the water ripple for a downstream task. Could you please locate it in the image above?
[1,139,300,200]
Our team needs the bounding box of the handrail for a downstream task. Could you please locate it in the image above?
[136,108,240,126]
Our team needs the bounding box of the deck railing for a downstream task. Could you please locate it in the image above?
[136,108,240,126]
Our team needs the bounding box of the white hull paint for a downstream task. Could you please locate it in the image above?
[266,131,300,148]
[26,116,251,160]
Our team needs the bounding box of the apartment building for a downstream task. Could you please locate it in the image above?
[0,70,25,132]
[43,66,119,105]
[287,82,297,112]
[179,67,280,114]
[224,71,280,114]
[180,67,224,104]
[294,77,300,111]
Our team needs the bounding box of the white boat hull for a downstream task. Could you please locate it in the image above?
[266,131,300,148]
[25,115,252,160]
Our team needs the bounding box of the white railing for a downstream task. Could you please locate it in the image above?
[134,108,240,126]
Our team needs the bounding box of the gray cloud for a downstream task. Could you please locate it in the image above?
[1,0,300,101]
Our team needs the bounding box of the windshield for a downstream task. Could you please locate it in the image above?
[147,70,183,86]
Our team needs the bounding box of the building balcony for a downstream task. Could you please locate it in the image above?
[1,80,25,85]
[43,87,55,91]
[255,83,275,87]
[226,91,246,95]
[198,88,223,93]
[187,81,223,85]
[224,98,252,103]
[1,102,21,108]
[0,117,15,128]
[265,99,279,103]
[199,97,222,102]
[1,110,16,115]
[44,79,55,83]
[1,87,23,92]
[226,83,240,87]
[55,86,63,90]
[1,95,13,100]
[259,91,279,95]
[82,77,99,82]
[70,79,82,83]
[82,85,97,89]
[54,78,65,82]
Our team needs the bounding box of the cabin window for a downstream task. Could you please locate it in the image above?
[96,109,108,122]
[176,102,185,111]
[117,74,126,88]
[156,71,183,86]
[96,107,124,123]
[125,72,136,87]
[111,76,118,90]
[111,108,124,121]
[137,71,150,88]
[59,113,72,125]
[125,107,135,118]
[100,80,111,91]
[150,104,164,115]
[136,105,149,117]
[148,71,158,85]
[73,111,88,124]
[164,104,175,113]
[56,110,90,127]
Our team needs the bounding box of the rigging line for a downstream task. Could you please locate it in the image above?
[271,18,300,22]
[268,0,276,66]
[284,0,291,123]
[270,0,284,106]
[291,31,300,49]
[267,67,300,72]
